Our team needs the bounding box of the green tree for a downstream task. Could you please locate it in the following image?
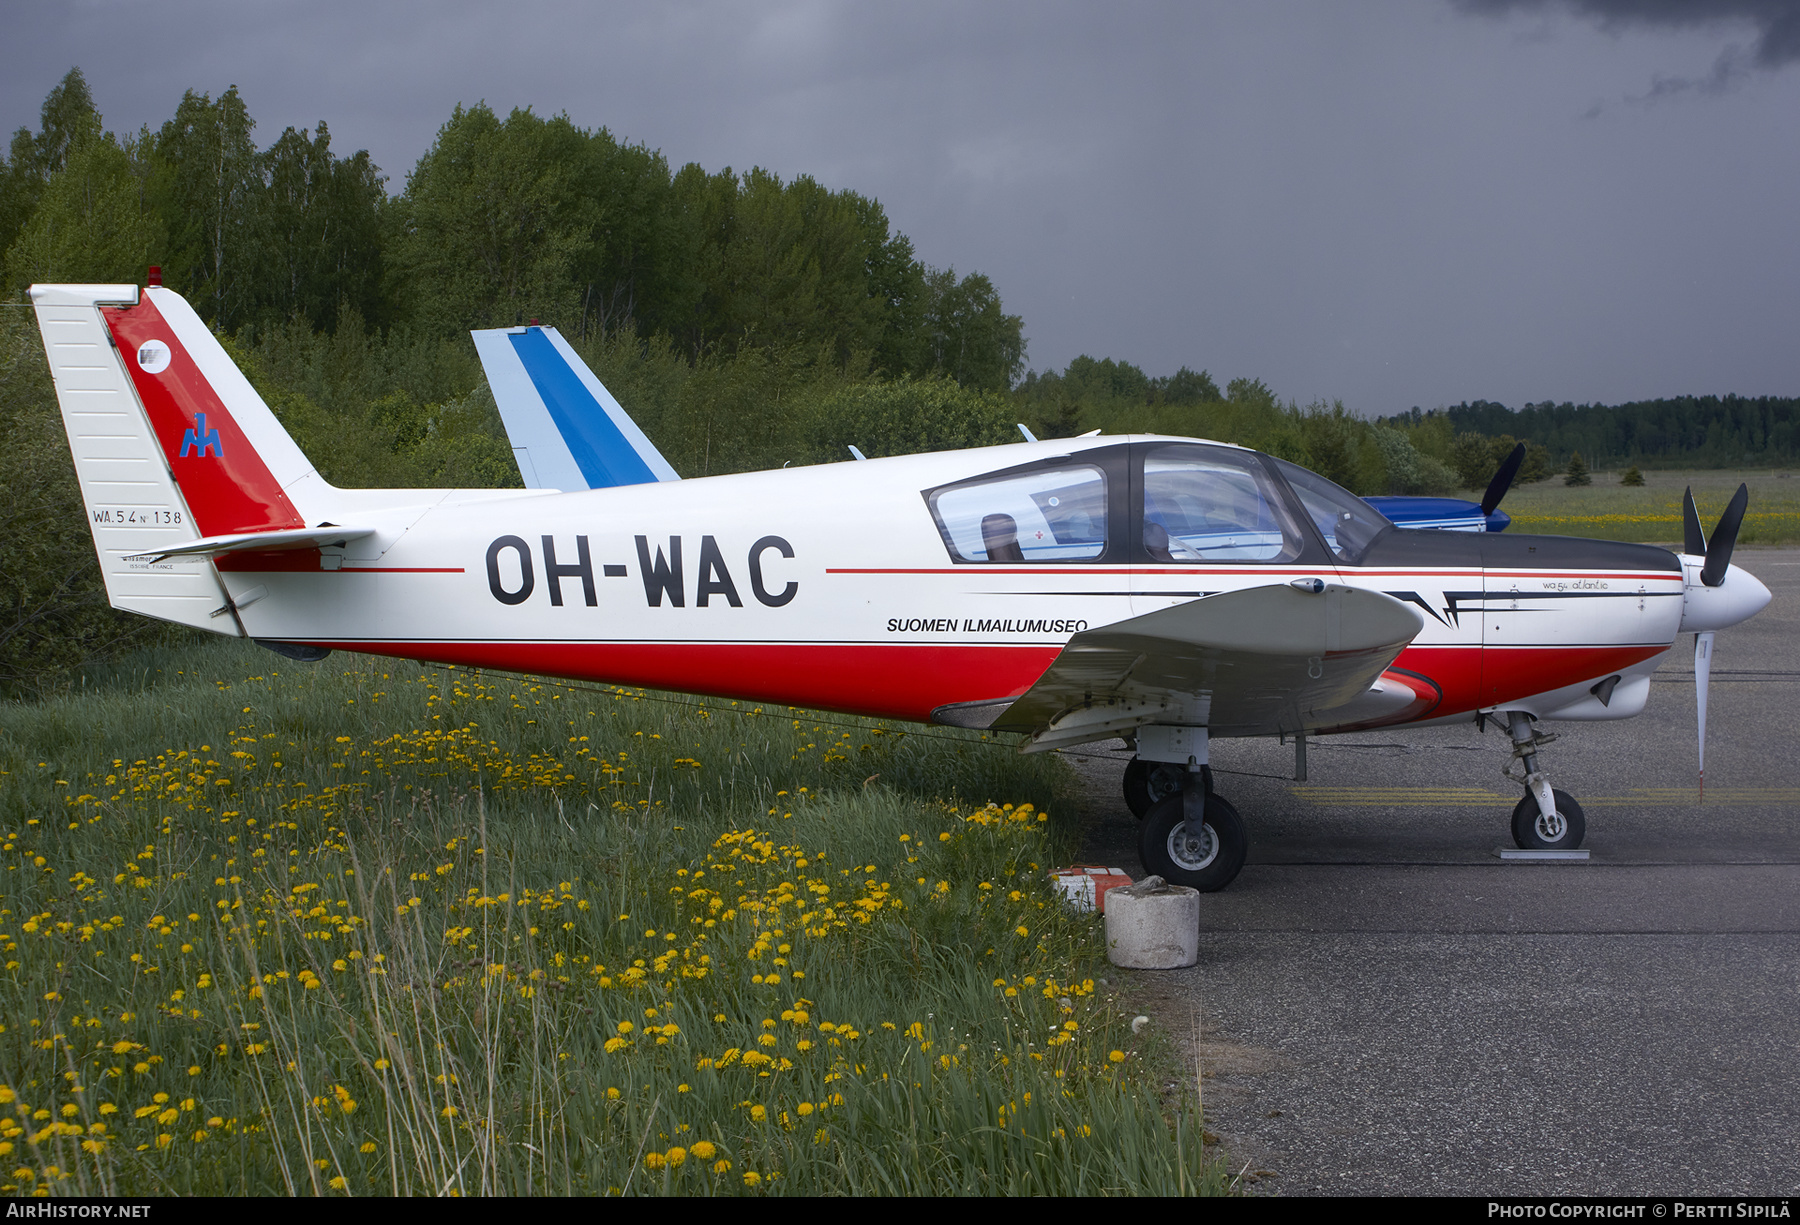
[567,130,683,341]
[1564,450,1591,486]
[0,127,41,267]
[1621,465,1645,486]
[661,164,924,368]
[4,132,164,290]
[918,267,1026,391]
[799,374,1015,464]
[1293,401,1384,493]
[248,122,388,333]
[33,68,104,177]
[1154,366,1222,405]
[1517,441,1551,484]
[0,68,109,284]
[1372,426,1458,495]
[390,104,597,334]
[148,85,260,328]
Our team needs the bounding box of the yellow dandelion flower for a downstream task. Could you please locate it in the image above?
[743,1170,761,1186]
[690,1141,716,1161]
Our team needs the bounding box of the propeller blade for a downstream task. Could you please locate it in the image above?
[1682,487,1708,556]
[1479,443,1527,517]
[1700,483,1750,588]
[1694,630,1714,803]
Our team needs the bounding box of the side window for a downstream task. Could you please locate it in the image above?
[1270,457,1392,565]
[928,465,1108,563]
[1141,446,1303,563]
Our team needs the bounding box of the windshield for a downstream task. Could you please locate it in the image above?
[1269,457,1392,565]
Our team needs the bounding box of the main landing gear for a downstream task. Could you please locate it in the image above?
[1502,711,1586,851]
[1122,756,1185,818]
[1127,727,1248,892]
[1137,768,1248,893]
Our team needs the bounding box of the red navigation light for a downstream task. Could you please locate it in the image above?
[148,266,162,287]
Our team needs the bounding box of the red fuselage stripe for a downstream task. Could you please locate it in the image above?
[294,639,1668,726]
[828,567,1680,581]
[306,641,1062,723]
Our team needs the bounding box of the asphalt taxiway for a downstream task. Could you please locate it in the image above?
[1073,547,1800,1196]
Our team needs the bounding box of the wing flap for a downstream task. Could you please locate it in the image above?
[995,583,1424,750]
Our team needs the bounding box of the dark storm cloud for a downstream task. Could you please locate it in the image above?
[3,2,1797,413]
[1459,0,1800,97]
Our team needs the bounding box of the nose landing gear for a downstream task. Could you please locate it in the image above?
[1502,711,1586,850]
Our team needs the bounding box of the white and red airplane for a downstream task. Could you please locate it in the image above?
[31,281,1772,891]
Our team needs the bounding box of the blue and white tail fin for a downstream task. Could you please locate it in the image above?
[471,325,679,491]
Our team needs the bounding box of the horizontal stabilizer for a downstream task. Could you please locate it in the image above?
[126,526,375,564]
[472,325,679,491]
[995,582,1423,750]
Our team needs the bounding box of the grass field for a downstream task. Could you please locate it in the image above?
[1502,468,1800,546]
[0,639,1226,1197]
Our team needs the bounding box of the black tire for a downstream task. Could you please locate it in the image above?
[1511,788,1586,850]
[1138,791,1248,892]
[1123,756,1186,819]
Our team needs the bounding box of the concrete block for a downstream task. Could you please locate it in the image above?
[1104,875,1200,969]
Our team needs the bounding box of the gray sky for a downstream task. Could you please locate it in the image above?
[5,0,1797,414]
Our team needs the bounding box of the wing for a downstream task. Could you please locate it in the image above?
[987,582,1424,752]
[471,325,680,491]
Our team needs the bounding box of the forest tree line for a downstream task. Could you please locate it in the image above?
[1385,397,1800,471]
[0,69,1790,691]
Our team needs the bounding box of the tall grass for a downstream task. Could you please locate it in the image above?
[0,640,1224,1196]
[1502,467,1800,546]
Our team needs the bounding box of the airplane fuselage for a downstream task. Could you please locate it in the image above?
[205,437,1686,734]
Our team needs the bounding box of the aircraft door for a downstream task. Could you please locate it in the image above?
[1129,444,1313,617]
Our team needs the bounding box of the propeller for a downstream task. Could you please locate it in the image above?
[1700,483,1749,588]
[1681,482,1755,802]
[1694,630,1713,802]
[1479,443,1527,518]
[1682,487,1707,556]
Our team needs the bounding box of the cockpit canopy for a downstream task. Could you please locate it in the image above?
[923,441,1392,567]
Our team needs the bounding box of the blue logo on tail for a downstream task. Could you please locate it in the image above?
[179,412,223,458]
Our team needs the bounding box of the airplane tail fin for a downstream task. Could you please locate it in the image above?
[471,324,679,491]
[30,282,345,631]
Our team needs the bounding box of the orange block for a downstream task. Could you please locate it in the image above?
[1048,866,1135,913]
